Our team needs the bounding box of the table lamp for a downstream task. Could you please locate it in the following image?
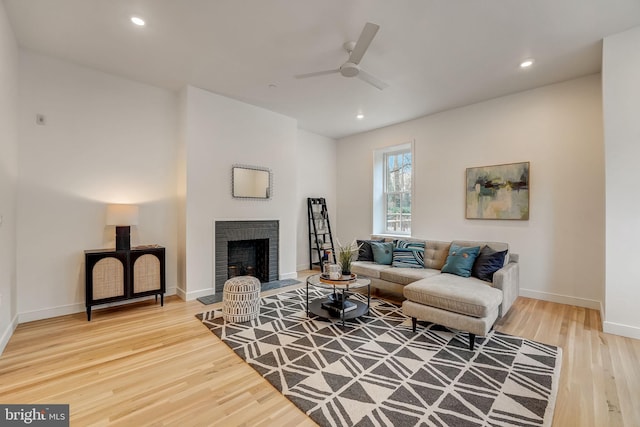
[106,204,139,251]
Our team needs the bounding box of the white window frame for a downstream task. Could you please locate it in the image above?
[373,141,414,236]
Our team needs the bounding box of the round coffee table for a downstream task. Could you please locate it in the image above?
[306,273,371,327]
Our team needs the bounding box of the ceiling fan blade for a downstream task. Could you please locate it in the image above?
[348,22,379,65]
[358,69,388,90]
[295,69,340,79]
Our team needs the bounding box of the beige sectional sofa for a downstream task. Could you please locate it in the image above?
[351,236,519,350]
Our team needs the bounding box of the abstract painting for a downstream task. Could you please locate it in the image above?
[466,162,529,220]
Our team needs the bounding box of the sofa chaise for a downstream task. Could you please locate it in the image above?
[350,236,519,350]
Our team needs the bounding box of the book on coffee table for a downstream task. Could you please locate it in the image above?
[321,299,357,314]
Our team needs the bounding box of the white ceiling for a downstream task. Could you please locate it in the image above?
[4,0,640,139]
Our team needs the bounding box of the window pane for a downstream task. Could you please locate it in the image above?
[381,147,412,234]
[401,161,411,192]
[387,154,400,192]
[386,194,400,232]
[385,155,391,192]
[397,155,405,191]
[401,193,411,232]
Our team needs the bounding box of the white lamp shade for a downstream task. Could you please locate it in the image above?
[106,204,139,226]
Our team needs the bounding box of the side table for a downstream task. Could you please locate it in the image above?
[306,273,371,327]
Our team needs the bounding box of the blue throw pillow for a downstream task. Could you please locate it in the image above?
[472,246,508,282]
[392,240,425,268]
[441,244,481,277]
[370,241,394,265]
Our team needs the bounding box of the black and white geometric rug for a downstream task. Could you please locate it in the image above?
[198,288,561,427]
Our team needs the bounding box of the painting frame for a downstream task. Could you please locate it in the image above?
[465,161,530,220]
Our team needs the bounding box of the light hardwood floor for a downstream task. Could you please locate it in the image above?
[1,273,639,426]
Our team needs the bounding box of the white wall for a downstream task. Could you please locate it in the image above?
[296,129,337,271]
[17,51,179,322]
[181,86,298,300]
[176,90,188,301]
[603,26,640,339]
[337,75,605,309]
[0,1,19,352]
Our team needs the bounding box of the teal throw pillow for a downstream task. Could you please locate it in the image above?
[441,244,481,277]
[370,241,394,265]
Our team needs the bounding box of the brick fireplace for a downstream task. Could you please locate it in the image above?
[214,220,279,293]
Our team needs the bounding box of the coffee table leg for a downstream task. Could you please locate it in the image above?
[306,280,309,316]
[367,283,370,315]
[341,288,346,328]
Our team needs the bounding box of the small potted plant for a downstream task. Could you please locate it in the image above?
[337,239,361,276]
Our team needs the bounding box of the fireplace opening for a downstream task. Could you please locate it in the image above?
[227,239,269,283]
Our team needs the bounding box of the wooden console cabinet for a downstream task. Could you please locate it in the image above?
[85,246,165,320]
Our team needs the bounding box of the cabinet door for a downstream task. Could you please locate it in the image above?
[90,256,126,301]
[132,254,161,293]
[130,249,165,296]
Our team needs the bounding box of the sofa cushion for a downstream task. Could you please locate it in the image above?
[472,246,508,282]
[356,239,385,261]
[403,275,503,318]
[423,240,451,270]
[441,244,481,277]
[370,241,394,265]
[350,261,391,279]
[402,300,499,336]
[379,267,441,286]
[392,240,425,268]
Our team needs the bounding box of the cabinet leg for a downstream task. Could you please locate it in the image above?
[161,294,164,306]
[87,307,91,321]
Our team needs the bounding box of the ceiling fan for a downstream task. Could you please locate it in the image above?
[295,22,388,90]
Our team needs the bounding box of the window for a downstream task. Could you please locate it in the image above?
[373,142,413,235]
[384,148,412,233]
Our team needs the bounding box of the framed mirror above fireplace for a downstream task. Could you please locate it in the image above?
[232,165,271,199]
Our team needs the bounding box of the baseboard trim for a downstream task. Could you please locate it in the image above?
[175,286,187,300]
[603,321,640,340]
[0,313,19,356]
[519,288,601,310]
[297,263,310,272]
[18,288,178,323]
[19,303,85,323]
[185,288,216,301]
[279,271,298,280]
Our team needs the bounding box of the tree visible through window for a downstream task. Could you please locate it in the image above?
[384,149,411,233]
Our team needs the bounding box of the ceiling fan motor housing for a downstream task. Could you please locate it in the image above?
[296,22,386,89]
[340,62,360,77]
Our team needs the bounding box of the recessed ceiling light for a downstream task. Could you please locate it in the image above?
[520,59,534,68]
[356,114,364,120]
[131,16,145,26]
